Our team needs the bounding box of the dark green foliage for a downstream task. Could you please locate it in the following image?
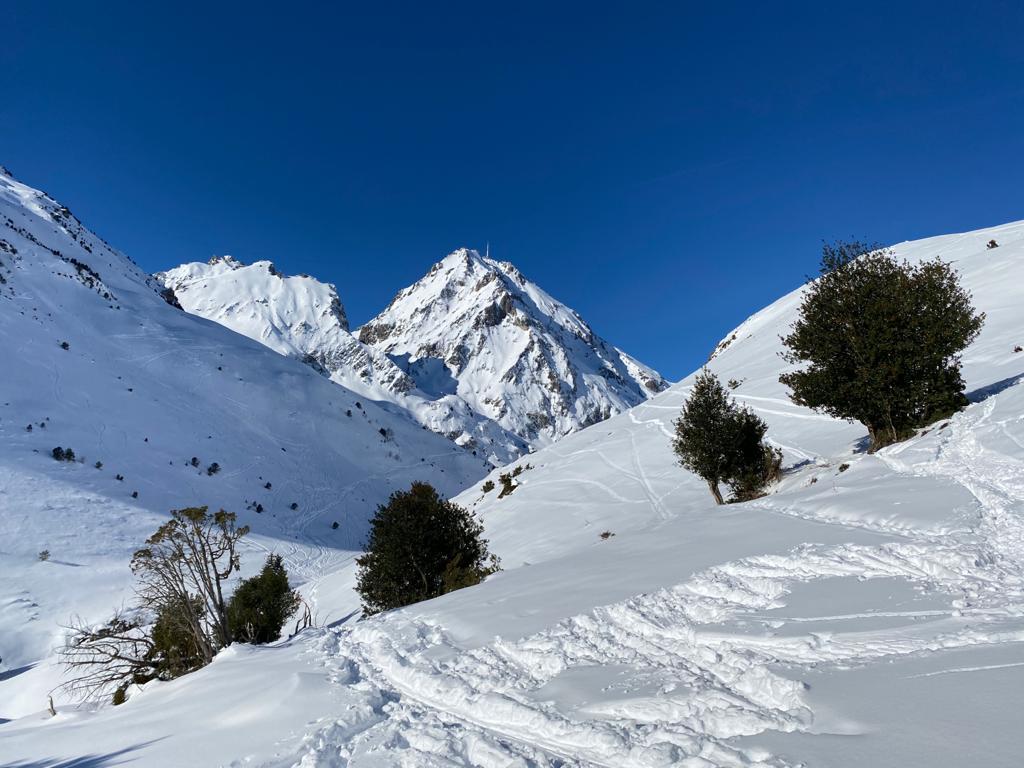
[780,242,984,451]
[206,462,220,475]
[727,432,783,503]
[60,341,69,350]
[227,555,300,644]
[672,370,779,504]
[481,479,495,494]
[497,472,516,498]
[52,446,75,462]
[38,549,50,561]
[838,463,850,473]
[355,482,500,615]
[150,596,207,679]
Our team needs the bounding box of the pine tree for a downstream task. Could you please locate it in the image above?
[355,482,500,615]
[227,554,300,644]
[780,241,984,451]
[672,370,779,504]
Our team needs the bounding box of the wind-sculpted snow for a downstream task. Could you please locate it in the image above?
[2,172,1024,768]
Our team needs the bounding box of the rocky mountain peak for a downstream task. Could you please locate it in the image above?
[358,249,668,449]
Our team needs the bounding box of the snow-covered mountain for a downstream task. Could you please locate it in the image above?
[158,257,529,464]
[359,248,668,446]
[4,162,1024,768]
[157,256,417,398]
[160,248,668,464]
[0,167,488,714]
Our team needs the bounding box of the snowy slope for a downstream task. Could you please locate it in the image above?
[159,257,529,465]
[0,168,489,716]
[3,192,1024,767]
[359,248,668,450]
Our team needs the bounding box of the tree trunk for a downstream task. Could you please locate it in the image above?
[707,479,725,505]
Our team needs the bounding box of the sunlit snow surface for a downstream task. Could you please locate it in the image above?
[2,167,1024,766]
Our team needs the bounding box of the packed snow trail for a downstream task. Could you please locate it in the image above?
[294,490,1024,766]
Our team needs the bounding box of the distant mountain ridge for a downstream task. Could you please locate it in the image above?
[160,247,668,464]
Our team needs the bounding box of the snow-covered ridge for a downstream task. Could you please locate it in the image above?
[158,256,417,398]
[160,247,667,464]
[359,248,668,448]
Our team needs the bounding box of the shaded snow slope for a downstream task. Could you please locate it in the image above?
[4,186,1024,767]
[0,168,488,715]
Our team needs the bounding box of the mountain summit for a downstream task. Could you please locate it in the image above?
[359,248,668,449]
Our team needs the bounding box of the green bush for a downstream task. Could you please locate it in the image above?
[355,482,500,615]
[672,370,779,504]
[52,446,76,462]
[227,554,300,644]
[780,241,984,451]
[150,596,207,679]
[497,472,515,498]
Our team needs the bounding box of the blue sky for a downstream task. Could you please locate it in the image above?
[3,2,1023,379]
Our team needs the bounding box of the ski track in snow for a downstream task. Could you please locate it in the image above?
[291,388,1024,767]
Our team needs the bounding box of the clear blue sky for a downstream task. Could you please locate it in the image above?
[3,2,1023,379]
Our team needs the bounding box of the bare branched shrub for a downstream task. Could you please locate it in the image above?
[60,507,249,702]
[130,507,248,663]
[60,610,156,702]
